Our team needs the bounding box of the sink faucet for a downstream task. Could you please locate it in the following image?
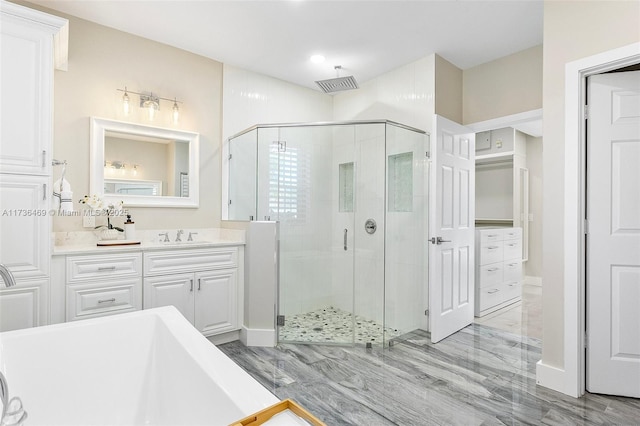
[187,232,198,242]
[176,229,184,242]
[1,371,27,425]
[0,264,17,288]
[158,232,170,243]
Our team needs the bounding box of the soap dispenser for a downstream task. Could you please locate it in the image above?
[124,214,136,240]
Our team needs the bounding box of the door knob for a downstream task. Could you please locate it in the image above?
[430,236,451,245]
[364,219,377,234]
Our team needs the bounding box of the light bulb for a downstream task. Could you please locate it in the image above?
[122,88,130,115]
[132,165,138,176]
[172,99,179,125]
[147,102,157,121]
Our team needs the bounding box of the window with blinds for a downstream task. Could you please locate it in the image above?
[268,143,310,222]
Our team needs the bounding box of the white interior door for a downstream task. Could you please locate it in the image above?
[429,115,475,343]
[587,71,640,398]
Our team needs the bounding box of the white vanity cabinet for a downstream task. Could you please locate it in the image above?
[0,3,67,332]
[64,253,143,321]
[475,228,523,317]
[143,247,240,337]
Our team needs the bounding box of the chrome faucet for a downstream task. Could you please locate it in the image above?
[0,264,17,288]
[187,232,198,242]
[176,229,184,242]
[0,371,27,425]
[158,232,170,243]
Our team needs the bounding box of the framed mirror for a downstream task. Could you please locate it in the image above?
[90,117,199,208]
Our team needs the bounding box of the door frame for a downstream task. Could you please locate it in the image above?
[542,42,640,398]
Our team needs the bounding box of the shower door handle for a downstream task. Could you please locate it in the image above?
[343,229,348,251]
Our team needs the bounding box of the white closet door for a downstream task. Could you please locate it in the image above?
[429,115,475,343]
[587,71,640,398]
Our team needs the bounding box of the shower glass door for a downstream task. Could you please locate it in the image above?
[267,125,358,345]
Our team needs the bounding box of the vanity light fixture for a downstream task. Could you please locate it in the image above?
[117,87,182,123]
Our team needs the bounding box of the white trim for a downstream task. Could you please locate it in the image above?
[524,276,542,286]
[536,361,572,396]
[555,42,640,398]
[240,326,276,347]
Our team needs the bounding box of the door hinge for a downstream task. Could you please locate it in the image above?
[228,199,232,205]
[584,219,589,235]
[584,105,589,120]
[424,309,429,316]
[228,154,232,160]
[584,332,588,349]
[277,315,285,326]
[426,151,430,159]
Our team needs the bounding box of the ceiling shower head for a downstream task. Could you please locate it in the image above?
[315,65,359,94]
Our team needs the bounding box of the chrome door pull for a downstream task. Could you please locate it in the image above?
[430,237,451,245]
[98,298,116,304]
[343,229,348,251]
[190,279,193,292]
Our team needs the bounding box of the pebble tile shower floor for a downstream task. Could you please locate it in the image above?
[278,306,404,345]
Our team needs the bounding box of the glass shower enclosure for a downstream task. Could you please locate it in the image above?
[227,121,429,347]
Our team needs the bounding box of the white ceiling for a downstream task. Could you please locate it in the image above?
[28,0,543,92]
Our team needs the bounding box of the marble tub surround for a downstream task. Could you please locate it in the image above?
[220,325,640,425]
[52,228,245,254]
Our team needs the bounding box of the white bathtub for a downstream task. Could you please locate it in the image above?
[0,307,303,425]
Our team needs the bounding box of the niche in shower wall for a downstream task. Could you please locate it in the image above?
[388,152,413,212]
[339,162,354,212]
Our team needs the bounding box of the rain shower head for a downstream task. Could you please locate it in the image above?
[315,65,359,93]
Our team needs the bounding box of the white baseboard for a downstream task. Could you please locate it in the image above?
[536,360,576,396]
[241,326,276,347]
[207,330,240,346]
[525,276,542,286]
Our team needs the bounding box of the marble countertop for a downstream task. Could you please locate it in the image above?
[52,228,245,256]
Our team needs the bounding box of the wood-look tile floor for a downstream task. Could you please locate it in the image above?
[219,325,640,425]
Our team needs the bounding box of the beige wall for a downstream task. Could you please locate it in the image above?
[463,45,542,124]
[22,2,224,232]
[542,0,640,369]
[435,54,463,123]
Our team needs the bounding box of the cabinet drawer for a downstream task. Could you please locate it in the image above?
[504,260,523,282]
[503,228,522,241]
[503,280,522,302]
[66,253,142,283]
[478,263,503,287]
[478,285,505,312]
[478,281,522,313]
[478,229,503,244]
[66,278,142,321]
[478,242,503,265]
[144,248,238,276]
[503,240,522,260]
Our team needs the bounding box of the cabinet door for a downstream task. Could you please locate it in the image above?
[0,16,53,175]
[0,174,50,280]
[143,274,195,324]
[0,278,47,332]
[195,269,238,336]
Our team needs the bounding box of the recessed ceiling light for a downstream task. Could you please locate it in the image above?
[310,55,325,64]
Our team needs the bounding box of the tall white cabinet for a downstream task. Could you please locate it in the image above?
[475,127,529,261]
[0,2,68,331]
